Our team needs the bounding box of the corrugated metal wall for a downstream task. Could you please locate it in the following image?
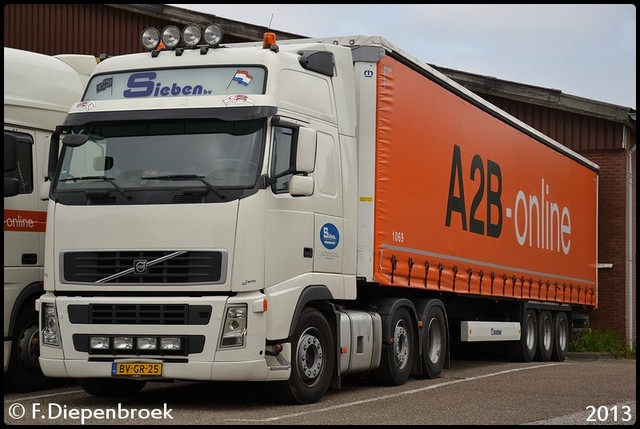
[483,95,625,152]
[3,4,249,57]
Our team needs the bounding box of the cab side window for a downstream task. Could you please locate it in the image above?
[3,132,34,194]
[270,126,295,193]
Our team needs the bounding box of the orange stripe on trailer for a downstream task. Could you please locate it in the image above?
[3,209,47,232]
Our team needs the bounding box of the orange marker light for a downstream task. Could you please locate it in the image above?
[263,32,276,49]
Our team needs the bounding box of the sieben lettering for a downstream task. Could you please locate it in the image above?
[123,72,213,98]
[445,144,572,255]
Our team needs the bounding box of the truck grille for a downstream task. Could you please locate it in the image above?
[62,250,226,284]
[68,304,212,325]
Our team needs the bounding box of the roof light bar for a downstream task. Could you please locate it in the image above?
[140,24,224,51]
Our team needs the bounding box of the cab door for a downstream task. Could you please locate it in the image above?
[263,118,343,289]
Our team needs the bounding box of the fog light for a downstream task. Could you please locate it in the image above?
[113,337,134,350]
[160,337,182,350]
[90,336,111,350]
[137,337,158,350]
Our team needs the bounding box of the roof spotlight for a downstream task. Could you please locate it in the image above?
[141,27,160,50]
[161,25,181,49]
[183,24,202,47]
[204,24,224,47]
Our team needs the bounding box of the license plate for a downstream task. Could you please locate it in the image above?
[112,362,163,377]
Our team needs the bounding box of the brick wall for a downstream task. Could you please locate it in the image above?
[580,149,631,342]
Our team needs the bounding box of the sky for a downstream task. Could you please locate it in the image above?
[170,4,636,109]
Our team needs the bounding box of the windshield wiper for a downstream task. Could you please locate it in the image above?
[141,174,225,199]
[59,175,131,200]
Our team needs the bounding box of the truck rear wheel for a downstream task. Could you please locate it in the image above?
[508,308,537,362]
[77,378,146,398]
[534,310,553,362]
[371,307,414,386]
[422,305,446,379]
[550,311,570,361]
[275,308,334,404]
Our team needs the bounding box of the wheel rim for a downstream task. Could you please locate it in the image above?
[558,317,568,350]
[427,318,442,364]
[296,328,324,387]
[17,323,40,370]
[542,316,553,350]
[393,319,410,370]
[526,314,536,350]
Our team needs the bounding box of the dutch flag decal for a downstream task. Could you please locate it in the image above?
[232,69,253,86]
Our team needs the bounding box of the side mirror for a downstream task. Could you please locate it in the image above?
[295,127,316,174]
[288,175,314,197]
[4,133,18,171]
[93,156,114,171]
[4,178,20,197]
[4,133,19,197]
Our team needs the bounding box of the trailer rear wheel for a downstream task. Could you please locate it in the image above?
[508,308,537,362]
[535,310,553,362]
[371,307,414,386]
[275,308,334,404]
[550,311,569,361]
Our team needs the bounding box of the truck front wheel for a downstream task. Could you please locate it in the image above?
[276,308,335,404]
[4,305,50,392]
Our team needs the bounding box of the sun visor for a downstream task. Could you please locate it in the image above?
[62,106,277,126]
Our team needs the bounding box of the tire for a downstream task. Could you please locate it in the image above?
[4,305,51,393]
[550,312,570,361]
[534,310,553,362]
[77,378,146,398]
[371,307,414,386]
[422,306,447,379]
[275,308,334,404]
[508,308,537,362]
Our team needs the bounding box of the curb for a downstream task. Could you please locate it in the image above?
[566,352,615,360]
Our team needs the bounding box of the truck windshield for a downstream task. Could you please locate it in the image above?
[53,118,265,196]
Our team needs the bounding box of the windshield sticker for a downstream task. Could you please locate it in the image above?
[84,67,265,101]
[223,94,255,106]
[230,69,253,87]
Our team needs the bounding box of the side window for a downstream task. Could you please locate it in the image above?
[270,126,295,193]
[3,132,34,194]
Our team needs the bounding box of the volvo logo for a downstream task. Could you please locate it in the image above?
[133,259,148,274]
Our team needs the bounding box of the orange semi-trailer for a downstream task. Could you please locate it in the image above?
[372,54,597,305]
[38,30,598,404]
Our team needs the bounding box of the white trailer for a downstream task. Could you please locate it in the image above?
[4,47,96,391]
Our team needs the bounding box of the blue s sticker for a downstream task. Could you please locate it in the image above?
[320,223,340,250]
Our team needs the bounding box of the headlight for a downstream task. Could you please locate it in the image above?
[220,305,247,348]
[41,303,60,347]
